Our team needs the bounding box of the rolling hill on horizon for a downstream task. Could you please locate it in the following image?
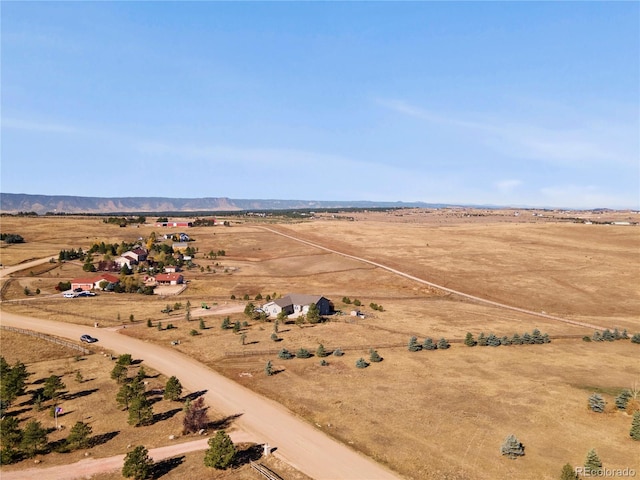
[0,193,444,215]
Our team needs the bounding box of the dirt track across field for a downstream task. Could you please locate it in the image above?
[258,226,609,331]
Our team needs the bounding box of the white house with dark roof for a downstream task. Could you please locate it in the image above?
[262,293,331,318]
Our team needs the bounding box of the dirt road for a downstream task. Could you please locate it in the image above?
[0,311,401,480]
[258,226,608,331]
[1,432,253,480]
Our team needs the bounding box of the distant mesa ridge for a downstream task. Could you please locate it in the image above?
[0,193,439,214]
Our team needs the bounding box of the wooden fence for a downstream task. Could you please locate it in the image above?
[250,462,284,480]
[0,325,91,355]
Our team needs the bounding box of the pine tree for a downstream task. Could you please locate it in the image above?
[333,348,344,357]
[278,348,293,360]
[355,358,369,369]
[464,332,476,347]
[128,395,153,427]
[588,393,606,413]
[66,421,92,450]
[631,411,640,441]
[408,336,421,352]
[111,363,128,384]
[486,333,500,347]
[164,376,183,401]
[437,337,450,350]
[20,420,48,458]
[296,348,311,359]
[221,317,230,330]
[500,434,525,459]
[423,337,436,350]
[43,375,65,401]
[560,463,578,480]
[122,445,154,480]
[204,430,236,469]
[615,389,632,410]
[1,415,22,452]
[316,344,327,358]
[477,332,488,346]
[199,318,205,330]
[584,448,602,474]
[265,360,274,376]
[369,349,382,362]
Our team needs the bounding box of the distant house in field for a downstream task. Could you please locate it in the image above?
[156,221,193,228]
[155,273,184,286]
[262,294,331,318]
[71,273,119,291]
[163,265,180,273]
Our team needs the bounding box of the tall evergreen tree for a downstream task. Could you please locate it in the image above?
[204,430,236,469]
[437,337,450,350]
[584,449,602,474]
[164,376,183,401]
[316,344,327,358]
[43,375,66,401]
[66,421,92,450]
[423,337,436,350]
[464,332,476,347]
[128,395,153,427]
[122,445,154,480]
[477,332,488,346]
[369,349,382,363]
[265,360,274,376]
[588,393,606,413]
[560,463,578,480]
[408,336,421,352]
[615,389,632,410]
[20,420,48,458]
[500,434,525,459]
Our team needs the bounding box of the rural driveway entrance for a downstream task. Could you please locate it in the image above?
[0,311,401,480]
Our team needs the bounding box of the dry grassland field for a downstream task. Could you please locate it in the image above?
[1,210,639,480]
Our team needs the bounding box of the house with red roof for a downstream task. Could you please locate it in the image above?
[71,273,119,291]
[155,273,184,285]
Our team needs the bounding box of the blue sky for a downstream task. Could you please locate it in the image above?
[2,1,638,209]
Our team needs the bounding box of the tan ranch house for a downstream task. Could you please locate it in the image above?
[262,294,332,318]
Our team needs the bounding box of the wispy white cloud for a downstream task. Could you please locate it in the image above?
[377,98,638,168]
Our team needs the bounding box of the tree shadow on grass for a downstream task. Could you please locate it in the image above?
[208,412,243,430]
[89,430,120,448]
[63,388,99,401]
[153,408,182,424]
[152,455,185,479]
[233,443,263,467]
[182,390,207,402]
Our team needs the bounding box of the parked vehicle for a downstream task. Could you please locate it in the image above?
[63,293,76,298]
[80,334,98,343]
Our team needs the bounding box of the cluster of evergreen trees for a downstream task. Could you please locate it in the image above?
[590,328,630,342]
[1,357,94,464]
[58,248,85,261]
[0,233,25,244]
[465,329,550,347]
[408,336,450,351]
